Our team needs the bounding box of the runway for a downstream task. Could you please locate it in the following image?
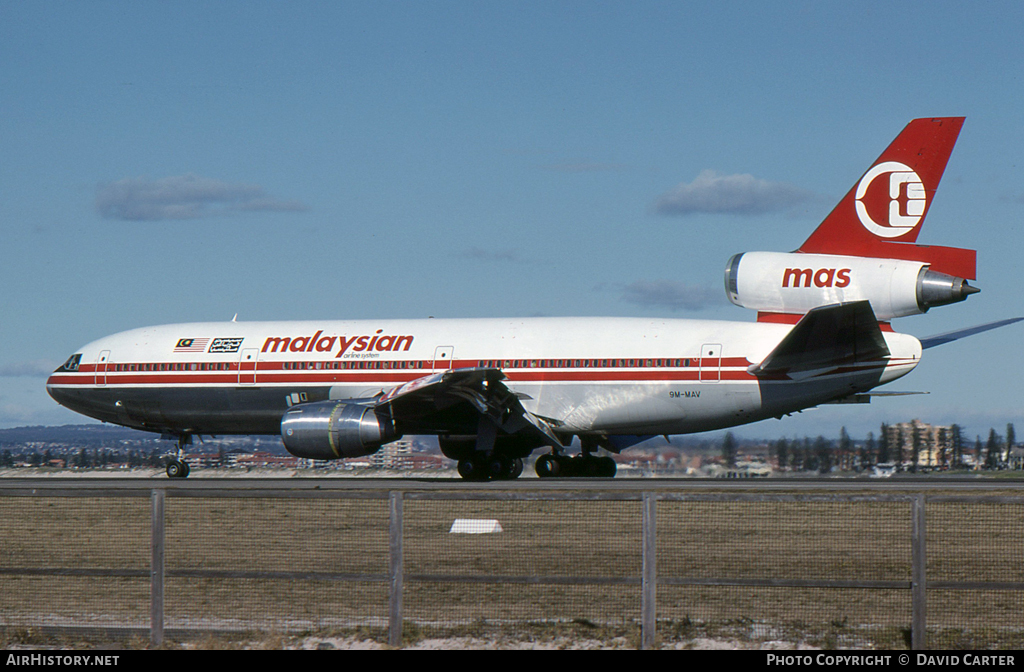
[3,474,1024,495]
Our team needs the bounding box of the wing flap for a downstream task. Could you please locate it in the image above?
[377,367,563,449]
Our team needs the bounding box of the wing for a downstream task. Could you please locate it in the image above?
[376,367,564,451]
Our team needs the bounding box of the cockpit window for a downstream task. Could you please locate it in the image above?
[58,354,82,372]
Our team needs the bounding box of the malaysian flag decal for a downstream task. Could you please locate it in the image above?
[174,338,210,352]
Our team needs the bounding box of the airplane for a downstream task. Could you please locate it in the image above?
[46,117,1019,480]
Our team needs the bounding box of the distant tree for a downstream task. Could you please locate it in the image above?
[800,442,811,471]
[975,435,983,469]
[865,431,876,468]
[789,443,802,471]
[986,429,1001,470]
[722,432,737,468]
[811,436,830,473]
[878,424,890,464]
[774,438,789,470]
[950,424,964,469]
[1006,423,1016,466]
[838,427,853,471]
[0,449,12,467]
[911,426,922,473]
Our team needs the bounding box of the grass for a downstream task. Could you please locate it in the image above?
[1,488,1022,648]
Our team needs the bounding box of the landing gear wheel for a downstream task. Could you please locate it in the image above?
[457,457,488,481]
[574,456,600,478]
[508,457,524,480]
[535,454,561,478]
[486,454,511,480]
[490,456,524,480]
[555,454,577,477]
[166,460,189,479]
[167,433,193,479]
[597,456,617,478]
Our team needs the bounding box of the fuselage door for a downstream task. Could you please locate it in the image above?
[699,344,722,383]
[239,349,258,385]
[95,350,111,387]
[433,346,454,372]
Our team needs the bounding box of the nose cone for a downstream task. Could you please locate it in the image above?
[46,370,85,414]
[46,354,91,415]
[46,375,71,406]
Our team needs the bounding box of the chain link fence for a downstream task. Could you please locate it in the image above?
[1,481,1022,649]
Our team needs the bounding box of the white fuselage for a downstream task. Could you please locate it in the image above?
[46,316,921,439]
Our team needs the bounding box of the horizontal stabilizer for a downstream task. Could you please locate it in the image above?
[919,317,1024,350]
[750,301,890,378]
[825,391,928,404]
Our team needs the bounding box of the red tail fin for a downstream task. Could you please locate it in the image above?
[798,117,975,279]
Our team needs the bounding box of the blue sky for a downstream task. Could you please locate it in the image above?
[3,1,1024,443]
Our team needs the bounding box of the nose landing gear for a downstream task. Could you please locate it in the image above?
[165,434,192,479]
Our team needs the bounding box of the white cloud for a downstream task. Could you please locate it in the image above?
[654,170,812,216]
[0,359,60,377]
[96,174,309,221]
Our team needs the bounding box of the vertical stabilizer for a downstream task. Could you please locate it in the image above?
[798,117,975,279]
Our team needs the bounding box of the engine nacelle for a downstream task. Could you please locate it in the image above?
[280,400,399,460]
[724,252,978,320]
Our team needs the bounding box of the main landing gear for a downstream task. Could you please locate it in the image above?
[534,436,617,478]
[534,453,617,478]
[457,454,524,482]
[165,434,191,479]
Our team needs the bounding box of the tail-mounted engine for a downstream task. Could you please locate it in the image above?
[280,400,399,460]
[725,252,978,320]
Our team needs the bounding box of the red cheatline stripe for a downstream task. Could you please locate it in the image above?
[47,370,761,386]
[66,355,754,374]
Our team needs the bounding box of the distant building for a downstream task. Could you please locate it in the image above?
[884,420,953,469]
[231,451,300,469]
[368,439,414,470]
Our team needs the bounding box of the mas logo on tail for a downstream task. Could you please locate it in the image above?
[855,160,926,238]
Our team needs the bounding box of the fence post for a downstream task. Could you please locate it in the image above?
[641,491,656,650]
[150,488,165,647]
[388,490,404,648]
[911,494,926,650]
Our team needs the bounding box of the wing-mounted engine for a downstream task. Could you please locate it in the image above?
[278,367,564,464]
[280,400,399,459]
[724,252,978,321]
